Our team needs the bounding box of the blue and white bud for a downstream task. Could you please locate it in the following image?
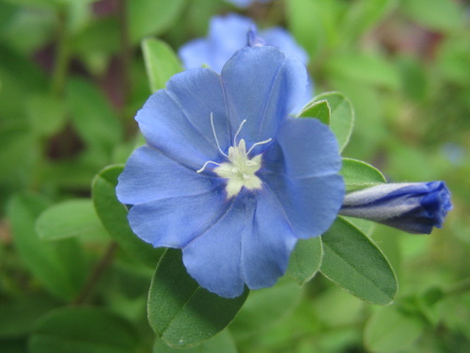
[339,181,452,234]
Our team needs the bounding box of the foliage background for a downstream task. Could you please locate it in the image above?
[1,0,469,352]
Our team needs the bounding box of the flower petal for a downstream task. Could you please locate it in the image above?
[241,189,297,289]
[221,47,308,146]
[271,117,342,178]
[136,68,231,169]
[127,187,229,249]
[178,39,211,70]
[182,197,247,298]
[261,27,309,66]
[116,145,219,205]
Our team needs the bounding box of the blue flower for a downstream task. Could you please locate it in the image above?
[225,0,271,8]
[179,13,309,73]
[117,47,344,298]
[339,182,452,234]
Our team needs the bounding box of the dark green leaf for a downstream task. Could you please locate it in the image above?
[29,307,139,353]
[142,38,183,92]
[7,192,88,300]
[297,99,330,125]
[313,92,354,152]
[321,217,398,305]
[340,158,386,192]
[92,165,164,268]
[287,237,323,285]
[148,249,248,348]
[36,199,109,242]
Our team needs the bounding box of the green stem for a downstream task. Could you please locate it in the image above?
[72,242,118,305]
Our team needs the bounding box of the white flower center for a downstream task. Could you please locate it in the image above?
[197,114,272,198]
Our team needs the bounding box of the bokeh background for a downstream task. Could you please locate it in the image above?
[1,0,469,352]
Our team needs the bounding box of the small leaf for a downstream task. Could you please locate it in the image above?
[36,199,109,241]
[142,38,183,93]
[297,99,330,125]
[153,330,237,353]
[29,307,139,353]
[313,92,354,152]
[7,192,88,301]
[364,305,425,353]
[321,217,398,305]
[92,165,163,268]
[287,237,323,285]
[148,249,249,348]
[340,158,386,192]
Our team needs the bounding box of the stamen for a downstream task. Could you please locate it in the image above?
[247,138,273,155]
[210,113,228,158]
[233,119,247,145]
[197,160,222,173]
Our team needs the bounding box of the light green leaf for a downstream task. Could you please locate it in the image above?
[229,277,302,341]
[297,99,330,125]
[92,165,164,268]
[153,330,237,353]
[142,38,183,93]
[148,249,249,348]
[313,92,354,152]
[364,305,425,352]
[402,0,463,32]
[36,199,109,242]
[128,0,187,43]
[287,237,323,285]
[321,217,398,305]
[27,95,67,138]
[7,192,88,301]
[340,157,386,192]
[29,307,139,353]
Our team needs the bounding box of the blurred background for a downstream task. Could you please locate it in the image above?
[1,0,469,352]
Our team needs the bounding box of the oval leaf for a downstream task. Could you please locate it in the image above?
[364,305,425,353]
[313,92,354,152]
[92,165,164,268]
[36,199,109,241]
[287,237,323,285]
[340,158,386,192]
[148,249,249,348]
[29,307,139,353]
[142,38,183,93]
[320,217,398,305]
[7,192,88,301]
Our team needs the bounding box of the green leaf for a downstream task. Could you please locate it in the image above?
[364,305,425,352]
[287,237,323,285]
[320,217,398,305]
[142,38,183,93]
[313,92,354,152]
[26,95,67,138]
[29,307,139,353]
[340,158,386,192]
[148,249,249,348]
[128,0,187,43]
[36,199,109,242]
[7,192,88,300]
[92,165,164,268]
[153,330,237,353]
[297,99,330,125]
[66,78,122,158]
[229,277,302,341]
[0,294,60,338]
